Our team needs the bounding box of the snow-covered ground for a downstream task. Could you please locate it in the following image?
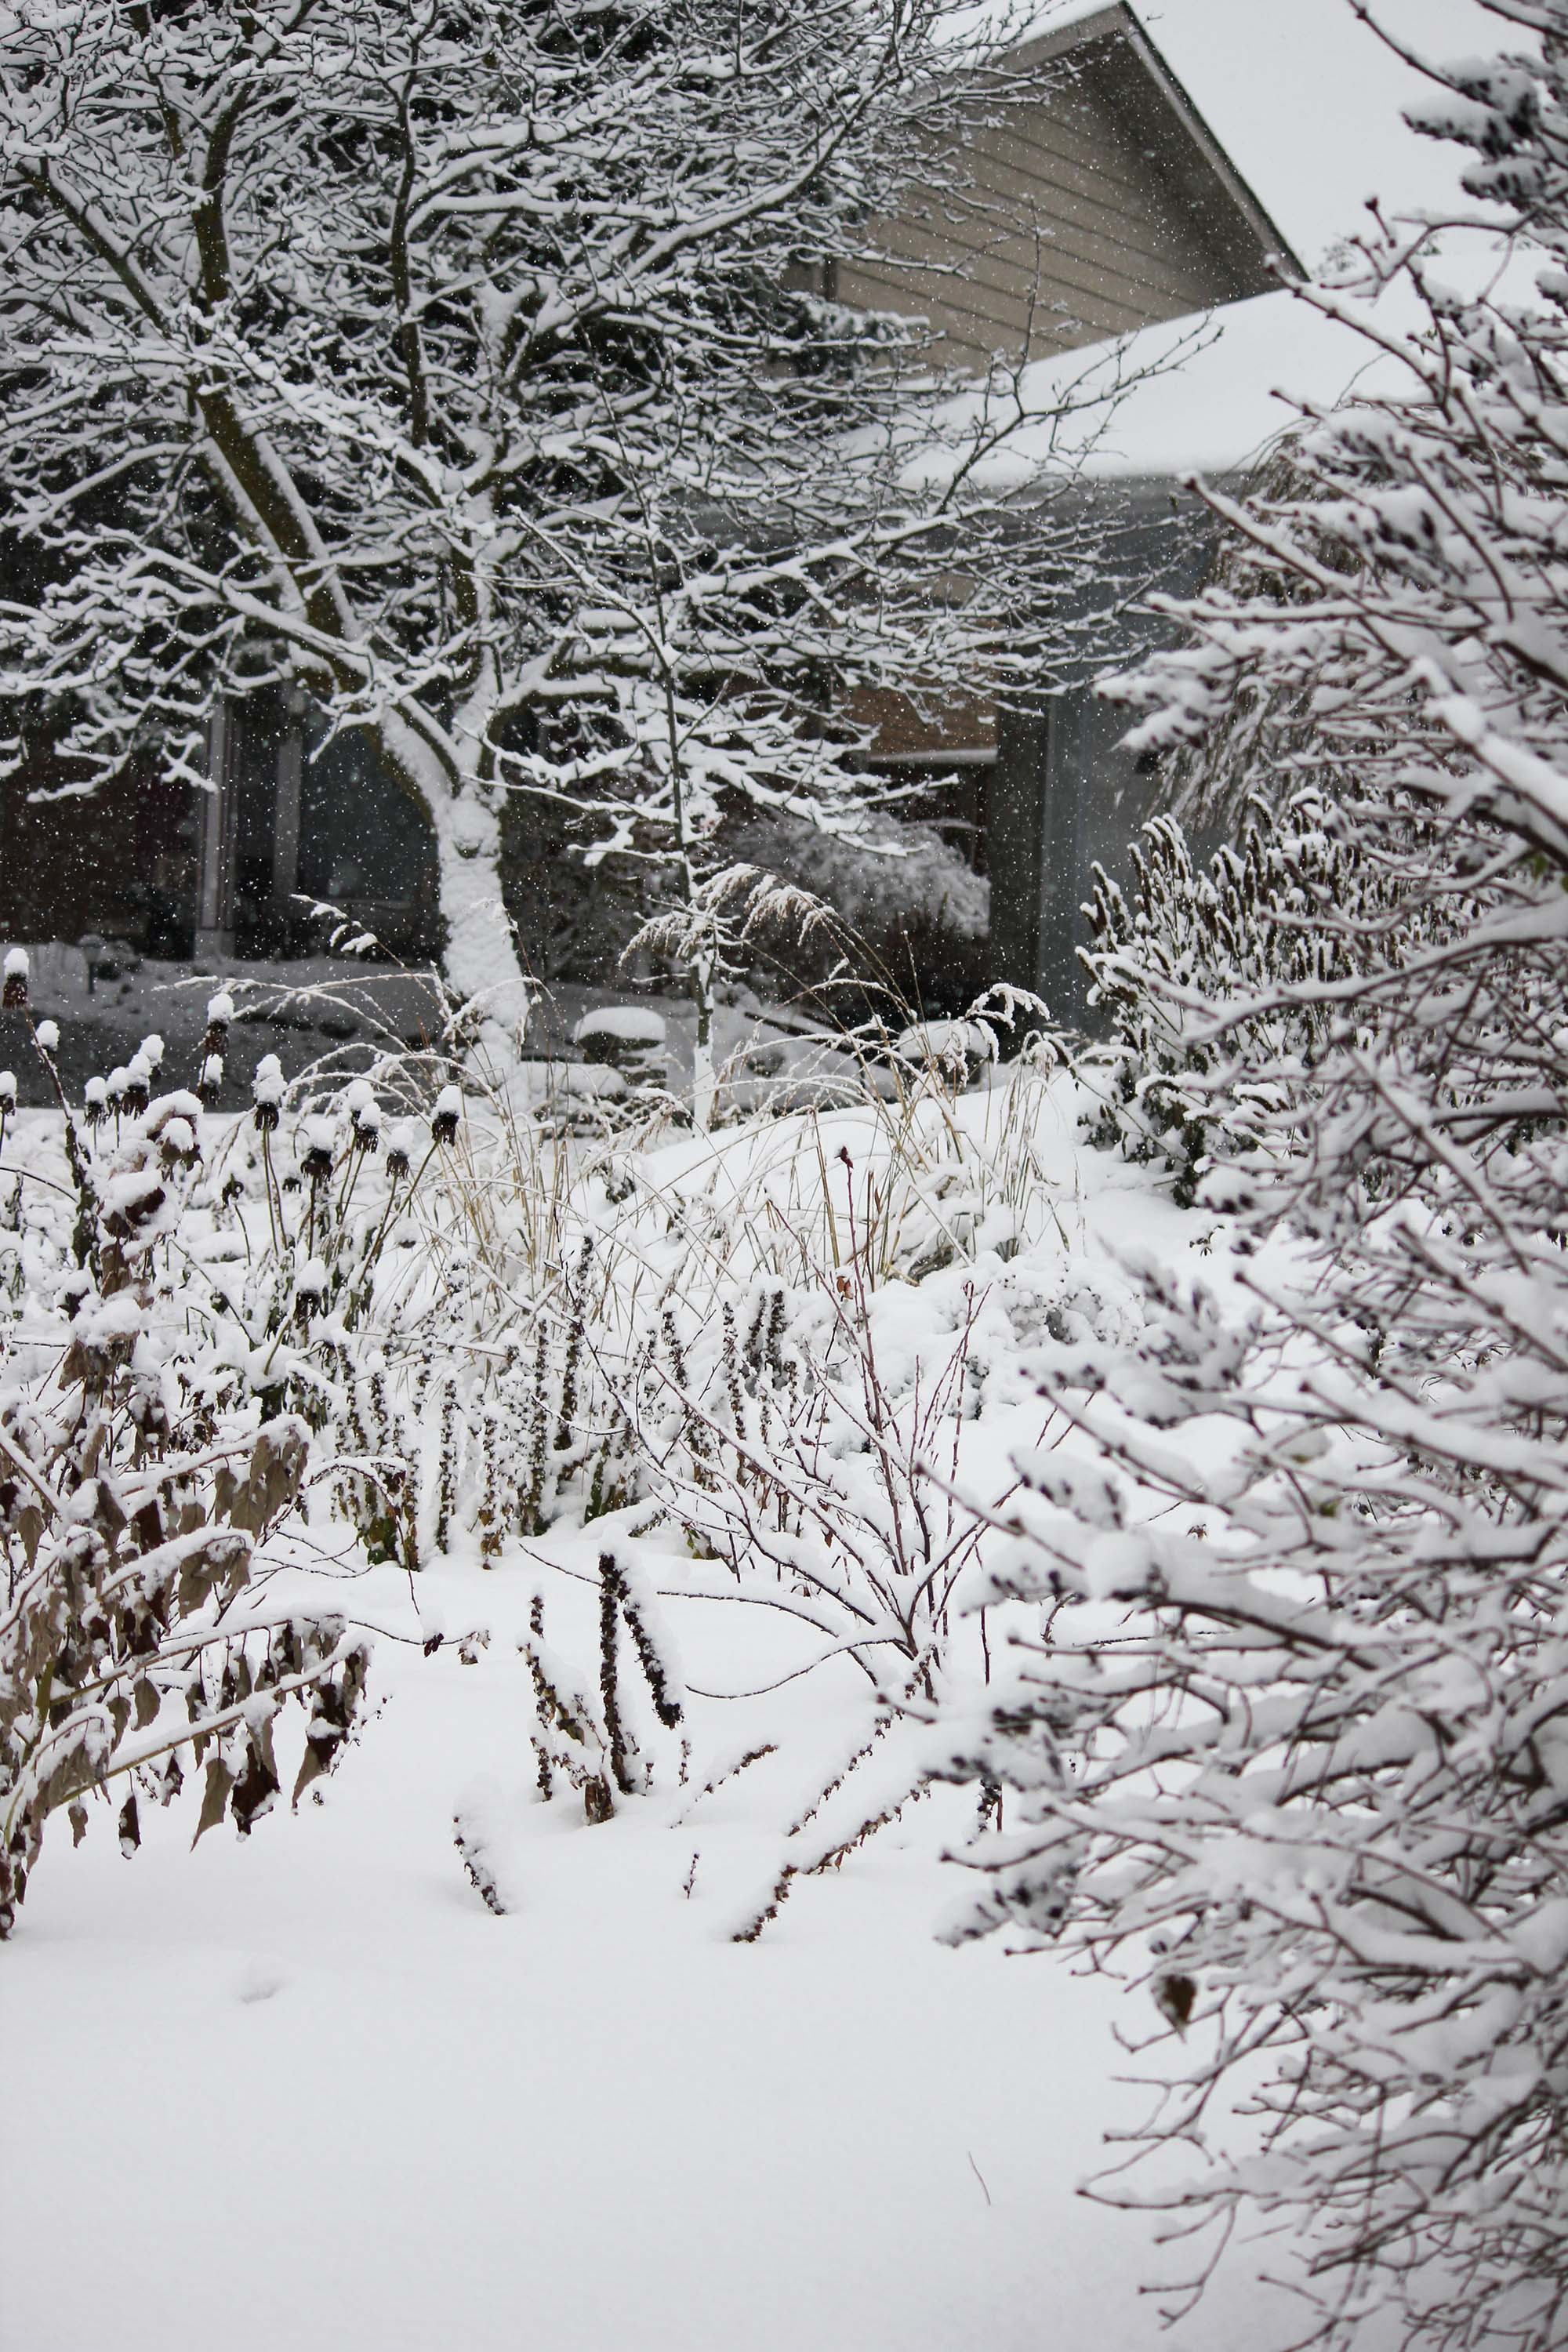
[2,1617,1318,2352]
[0,1072,1334,2352]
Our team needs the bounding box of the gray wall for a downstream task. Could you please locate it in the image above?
[989,492,1216,1026]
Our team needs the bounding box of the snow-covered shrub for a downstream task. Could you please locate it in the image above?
[725,814,991,1014]
[637,1261,991,1936]
[1077,794,1425,1205]
[0,985,377,1933]
[933,14,1568,2347]
[571,1007,671,1113]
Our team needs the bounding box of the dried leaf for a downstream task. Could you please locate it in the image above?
[192,1758,233,1847]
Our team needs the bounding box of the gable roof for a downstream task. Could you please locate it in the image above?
[1014,5,1301,289]
[839,2,1301,366]
[1020,0,1505,266]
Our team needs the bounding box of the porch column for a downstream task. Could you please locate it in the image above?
[196,702,237,959]
[272,685,306,927]
[989,695,1091,1029]
[989,702,1047,1000]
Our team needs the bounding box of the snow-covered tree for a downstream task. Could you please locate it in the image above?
[933,11,1568,2347]
[0,0,1119,1062]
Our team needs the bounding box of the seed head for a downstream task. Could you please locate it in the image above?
[344,1078,381,1153]
[385,1120,416,1180]
[252,1053,285,1134]
[300,1114,336,1183]
[430,1083,463,1145]
[202,992,234,1058]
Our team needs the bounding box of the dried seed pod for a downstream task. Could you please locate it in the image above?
[201,992,234,1059]
[430,1083,462,1146]
[299,1114,336,1183]
[83,1076,108,1126]
[344,1079,380,1153]
[295,1257,328,1318]
[123,1053,152,1116]
[385,1120,416,1180]
[34,1018,59,1056]
[252,1052,284,1134]
[2,948,28,1009]
[198,1054,224,1109]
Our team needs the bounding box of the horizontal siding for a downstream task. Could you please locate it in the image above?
[857,198,1231,328]
[839,260,1153,361]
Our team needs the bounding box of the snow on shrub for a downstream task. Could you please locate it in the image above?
[935,14,1568,2347]
[0,1013,385,1933]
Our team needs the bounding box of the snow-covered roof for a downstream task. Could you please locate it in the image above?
[917,284,1421,488]
[1034,287,1410,480]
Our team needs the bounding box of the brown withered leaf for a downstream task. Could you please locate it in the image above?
[176,1529,249,1613]
[192,1758,233,1847]
[230,1745,280,1838]
[291,1732,336,1806]
[226,1418,310,1536]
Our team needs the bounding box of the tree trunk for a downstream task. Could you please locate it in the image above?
[691,957,717,1134]
[429,793,532,1056]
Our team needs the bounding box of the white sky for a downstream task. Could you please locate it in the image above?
[1123,0,1516,264]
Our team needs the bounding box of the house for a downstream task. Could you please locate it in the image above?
[828,0,1307,1020]
[0,1,1363,1006]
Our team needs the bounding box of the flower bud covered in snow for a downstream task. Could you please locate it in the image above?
[107,1065,129,1105]
[252,1053,285,1133]
[0,1070,16,1110]
[295,1257,328,1317]
[430,1083,463,1146]
[2,948,28,1010]
[153,1112,198,1167]
[34,1018,59,1055]
[198,1054,224,1108]
[202,993,233,1058]
[84,1076,108,1123]
[344,1079,381,1152]
[385,1120,417,1180]
[123,1054,151,1116]
[300,1116,336,1182]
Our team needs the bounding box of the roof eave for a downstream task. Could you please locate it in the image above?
[1014,2,1306,287]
